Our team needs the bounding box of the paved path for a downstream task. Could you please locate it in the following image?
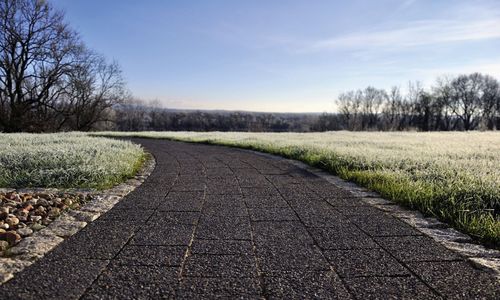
[1,139,499,299]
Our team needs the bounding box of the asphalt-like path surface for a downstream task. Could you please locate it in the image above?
[1,139,499,299]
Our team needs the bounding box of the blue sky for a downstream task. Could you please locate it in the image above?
[51,0,500,112]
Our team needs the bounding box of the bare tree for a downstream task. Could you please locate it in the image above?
[58,51,126,131]
[0,0,83,132]
[447,73,484,130]
[479,74,500,130]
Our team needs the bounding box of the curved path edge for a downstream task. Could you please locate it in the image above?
[0,152,156,284]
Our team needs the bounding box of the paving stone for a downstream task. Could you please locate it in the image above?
[324,248,409,278]
[0,256,109,300]
[51,220,135,259]
[325,197,367,207]
[205,167,234,178]
[191,239,253,255]
[97,208,154,222]
[263,270,352,299]
[350,214,423,236]
[249,207,298,221]
[131,223,194,246]
[256,245,330,272]
[114,245,186,266]
[112,194,164,210]
[203,195,248,216]
[241,187,280,197]
[308,183,358,199]
[309,226,379,250]
[237,175,272,188]
[252,221,314,247]
[343,276,439,299]
[375,235,461,262]
[265,175,301,186]
[244,195,289,208]
[82,265,178,299]
[196,216,252,240]
[148,211,200,225]
[178,276,261,298]
[183,254,257,278]
[158,191,204,211]
[407,260,500,299]
[206,181,241,195]
[334,205,383,216]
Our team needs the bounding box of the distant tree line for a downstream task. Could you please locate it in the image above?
[113,99,319,132]
[324,73,500,131]
[0,0,125,132]
[113,72,500,132]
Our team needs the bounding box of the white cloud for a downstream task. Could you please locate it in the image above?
[273,1,500,54]
[304,18,500,52]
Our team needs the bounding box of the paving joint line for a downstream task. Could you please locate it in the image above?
[225,158,268,300]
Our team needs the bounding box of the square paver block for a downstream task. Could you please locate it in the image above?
[114,245,186,266]
[350,214,422,236]
[256,245,330,272]
[112,194,164,210]
[52,220,135,259]
[308,226,379,250]
[324,248,409,278]
[183,254,257,278]
[205,168,234,178]
[252,221,314,247]
[241,187,280,197]
[147,211,200,226]
[334,205,383,216]
[375,236,461,262]
[131,223,194,246]
[343,276,439,300]
[196,216,252,240]
[295,206,347,227]
[249,207,298,222]
[82,265,179,299]
[407,260,500,299]
[244,195,289,208]
[263,270,352,299]
[178,276,262,298]
[206,182,241,195]
[325,197,367,207]
[191,239,253,255]
[265,175,300,186]
[237,175,272,188]
[0,256,109,300]
[158,191,204,211]
[97,209,154,223]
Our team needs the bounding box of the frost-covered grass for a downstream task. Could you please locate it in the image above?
[97,131,500,246]
[0,133,145,189]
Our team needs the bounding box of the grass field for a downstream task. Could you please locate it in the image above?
[98,131,500,246]
[0,133,145,189]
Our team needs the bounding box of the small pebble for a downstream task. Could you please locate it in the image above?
[0,240,9,251]
[17,228,33,237]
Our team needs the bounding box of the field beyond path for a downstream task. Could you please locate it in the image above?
[1,139,498,299]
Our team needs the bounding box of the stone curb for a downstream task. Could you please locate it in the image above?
[246,149,500,280]
[0,153,156,284]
